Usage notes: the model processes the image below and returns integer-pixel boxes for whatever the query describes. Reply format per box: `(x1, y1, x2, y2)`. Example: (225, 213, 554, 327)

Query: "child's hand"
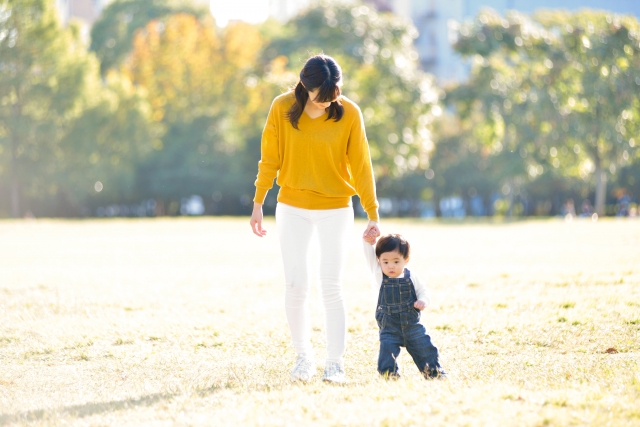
(363, 235, 376, 245)
(362, 221, 380, 245)
(363, 227, 378, 245)
(414, 300, 427, 311)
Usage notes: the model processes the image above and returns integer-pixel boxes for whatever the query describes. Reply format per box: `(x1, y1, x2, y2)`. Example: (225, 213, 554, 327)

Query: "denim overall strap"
(377, 268, 417, 315)
(381, 268, 411, 281)
(377, 268, 412, 306)
(405, 268, 418, 301)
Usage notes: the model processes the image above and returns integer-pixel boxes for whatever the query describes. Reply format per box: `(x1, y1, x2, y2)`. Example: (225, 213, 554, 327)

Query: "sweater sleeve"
(412, 273, 431, 307)
(362, 239, 378, 274)
(363, 240, 383, 301)
(254, 99, 281, 204)
(347, 107, 379, 222)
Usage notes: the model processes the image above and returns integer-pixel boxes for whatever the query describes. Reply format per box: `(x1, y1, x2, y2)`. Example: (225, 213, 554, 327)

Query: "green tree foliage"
(451, 8, 640, 215)
(0, 0, 95, 217)
(90, 0, 207, 75)
(6, 0, 639, 218)
(0, 0, 156, 217)
(123, 14, 267, 212)
(262, 1, 442, 192)
(59, 72, 156, 209)
(426, 113, 500, 214)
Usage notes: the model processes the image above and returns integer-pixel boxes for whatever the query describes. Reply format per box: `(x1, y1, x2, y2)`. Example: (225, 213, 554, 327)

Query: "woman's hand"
(250, 202, 267, 237)
(362, 220, 380, 243)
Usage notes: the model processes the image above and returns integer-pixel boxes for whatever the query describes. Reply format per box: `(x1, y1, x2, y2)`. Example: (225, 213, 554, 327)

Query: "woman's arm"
(250, 202, 267, 237)
(347, 106, 379, 223)
(251, 99, 281, 237)
(253, 99, 281, 206)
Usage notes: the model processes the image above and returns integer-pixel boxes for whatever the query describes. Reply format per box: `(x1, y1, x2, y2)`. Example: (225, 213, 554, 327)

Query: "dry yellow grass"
(1, 217, 639, 426)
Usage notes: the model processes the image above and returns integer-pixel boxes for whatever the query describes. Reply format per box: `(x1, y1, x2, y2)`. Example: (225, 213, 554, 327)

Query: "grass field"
(1, 217, 639, 426)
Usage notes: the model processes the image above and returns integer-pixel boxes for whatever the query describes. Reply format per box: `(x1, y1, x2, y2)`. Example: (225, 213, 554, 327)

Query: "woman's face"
(307, 88, 338, 110)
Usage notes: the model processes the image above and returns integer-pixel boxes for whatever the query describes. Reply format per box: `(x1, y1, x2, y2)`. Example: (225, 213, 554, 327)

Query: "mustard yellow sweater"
(254, 92, 379, 221)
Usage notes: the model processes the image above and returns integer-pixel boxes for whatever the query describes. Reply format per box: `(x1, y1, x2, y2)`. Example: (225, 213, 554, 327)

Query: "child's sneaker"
(380, 371, 401, 380)
(291, 355, 315, 382)
(424, 367, 447, 380)
(322, 361, 346, 383)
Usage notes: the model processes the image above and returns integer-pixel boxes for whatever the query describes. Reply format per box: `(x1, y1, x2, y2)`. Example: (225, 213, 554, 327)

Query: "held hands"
(363, 233, 376, 245)
(249, 202, 267, 237)
(414, 300, 427, 311)
(362, 220, 380, 245)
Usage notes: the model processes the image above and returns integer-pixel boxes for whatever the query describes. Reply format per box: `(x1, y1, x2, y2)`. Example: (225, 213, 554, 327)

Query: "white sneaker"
(291, 355, 315, 382)
(322, 361, 346, 383)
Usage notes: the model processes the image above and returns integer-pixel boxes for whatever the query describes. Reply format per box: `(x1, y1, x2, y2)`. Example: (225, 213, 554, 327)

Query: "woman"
(250, 54, 380, 383)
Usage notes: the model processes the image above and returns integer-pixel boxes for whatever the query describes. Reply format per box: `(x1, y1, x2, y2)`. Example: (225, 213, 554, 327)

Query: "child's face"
(377, 250, 408, 278)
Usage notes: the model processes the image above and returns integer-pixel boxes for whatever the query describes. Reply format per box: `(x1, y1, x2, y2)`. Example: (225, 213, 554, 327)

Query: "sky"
(210, 0, 270, 27)
(208, 0, 640, 28)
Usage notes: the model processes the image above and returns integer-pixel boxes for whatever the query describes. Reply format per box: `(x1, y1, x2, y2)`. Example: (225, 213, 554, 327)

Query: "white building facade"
(55, 0, 110, 26)
(269, 0, 313, 22)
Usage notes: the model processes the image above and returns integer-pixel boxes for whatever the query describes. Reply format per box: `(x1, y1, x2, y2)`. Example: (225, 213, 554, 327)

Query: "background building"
(56, 0, 110, 26)
(269, 0, 313, 22)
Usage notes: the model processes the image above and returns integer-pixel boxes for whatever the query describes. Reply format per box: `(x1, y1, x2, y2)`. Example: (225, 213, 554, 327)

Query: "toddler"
(363, 232, 445, 379)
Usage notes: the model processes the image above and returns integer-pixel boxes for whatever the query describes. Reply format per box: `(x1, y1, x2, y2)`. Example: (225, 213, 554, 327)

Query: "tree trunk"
(10, 102, 20, 218)
(10, 177, 20, 218)
(506, 178, 514, 218)
(594, 167, 606, 217)
(592, 104, 605, 217)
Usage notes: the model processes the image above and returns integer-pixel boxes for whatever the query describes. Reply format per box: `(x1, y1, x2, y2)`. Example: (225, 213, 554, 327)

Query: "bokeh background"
(1, 0, 639, 219)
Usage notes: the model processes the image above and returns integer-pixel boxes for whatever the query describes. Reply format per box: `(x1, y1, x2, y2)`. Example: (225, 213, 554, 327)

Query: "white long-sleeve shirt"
(362, 241, 431, 307)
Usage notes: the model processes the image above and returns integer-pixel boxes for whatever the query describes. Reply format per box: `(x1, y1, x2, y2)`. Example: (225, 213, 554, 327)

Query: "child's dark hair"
(287, 54, 344, 129)
(375, 234, 410, 260)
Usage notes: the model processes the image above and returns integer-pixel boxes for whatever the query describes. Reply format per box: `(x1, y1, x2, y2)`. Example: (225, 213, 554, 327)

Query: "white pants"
(275, 202, 354, 363)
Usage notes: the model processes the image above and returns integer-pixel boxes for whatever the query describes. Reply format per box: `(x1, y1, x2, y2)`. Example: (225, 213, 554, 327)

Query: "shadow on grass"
(0, 380, 260, 425)
(0, 392, 174, 425)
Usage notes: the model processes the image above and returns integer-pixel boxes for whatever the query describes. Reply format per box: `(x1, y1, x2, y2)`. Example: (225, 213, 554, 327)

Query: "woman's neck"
(304, 100, 327, 119)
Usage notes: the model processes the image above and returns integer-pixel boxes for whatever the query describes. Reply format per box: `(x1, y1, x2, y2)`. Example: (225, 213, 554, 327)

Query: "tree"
(426, 112, 504, 216)
(453, 9, 640, 215)
(59, 71, 157, 211)
(90, 0, 207, 75)
(123, 14, 266, 211)
(0, 0, 95, 217)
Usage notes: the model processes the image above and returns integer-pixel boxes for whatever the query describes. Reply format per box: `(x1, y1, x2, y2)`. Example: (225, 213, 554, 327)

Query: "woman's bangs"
(315, 81, 340, 103)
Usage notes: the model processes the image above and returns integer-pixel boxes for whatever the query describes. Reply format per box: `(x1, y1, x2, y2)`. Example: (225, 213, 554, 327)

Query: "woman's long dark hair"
(287, 54, 344, 129)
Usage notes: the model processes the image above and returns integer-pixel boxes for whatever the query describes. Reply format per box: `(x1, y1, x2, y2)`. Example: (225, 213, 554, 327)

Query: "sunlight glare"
(210, 0, 270, 27)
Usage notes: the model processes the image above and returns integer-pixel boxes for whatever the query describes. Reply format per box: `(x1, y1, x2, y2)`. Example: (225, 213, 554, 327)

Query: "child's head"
(375, 234, 410, 278)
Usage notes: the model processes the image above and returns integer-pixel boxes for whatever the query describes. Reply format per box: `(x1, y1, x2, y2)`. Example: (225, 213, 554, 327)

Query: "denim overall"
(375, 268, 442, 378)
